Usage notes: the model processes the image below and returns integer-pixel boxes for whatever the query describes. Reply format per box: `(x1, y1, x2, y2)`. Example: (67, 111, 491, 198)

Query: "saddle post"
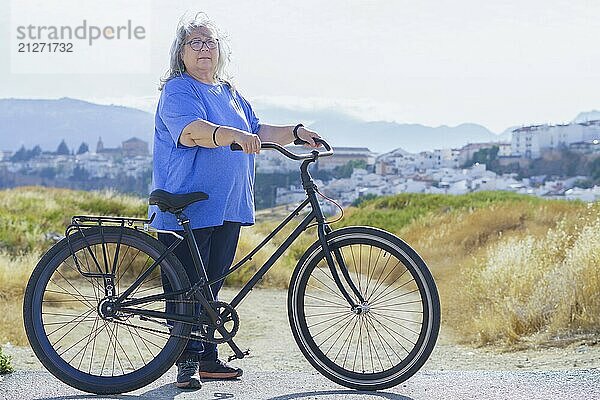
(175, 211, 215, 302)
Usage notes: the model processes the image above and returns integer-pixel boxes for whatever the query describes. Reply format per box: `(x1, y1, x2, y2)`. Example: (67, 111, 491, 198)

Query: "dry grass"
(445, 203, 600, 347)
(0, 251, 40, 345)
(337, 193, 599, 347)
(0, 186, 146, 254)
(1, 187, 598, 350)
(229, 213, 319, 288)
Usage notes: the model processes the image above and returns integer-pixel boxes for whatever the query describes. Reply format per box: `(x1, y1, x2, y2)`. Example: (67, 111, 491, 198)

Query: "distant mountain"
(497, 126, 519, 142)
(573, 110, 600, 123)
(254, 104, 502, 153)
(0, 98, 154, 152)
(0, 97, 548, 154)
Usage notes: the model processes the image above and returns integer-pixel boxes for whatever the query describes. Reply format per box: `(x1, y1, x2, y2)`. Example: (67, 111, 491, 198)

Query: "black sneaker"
(198, 359, 243, 380)
(175, 357, 202, 389)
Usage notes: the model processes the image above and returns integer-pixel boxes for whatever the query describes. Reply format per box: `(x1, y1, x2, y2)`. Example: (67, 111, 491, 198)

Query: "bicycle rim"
(24, 227, 192, 393)
(289, 228, 439, 390)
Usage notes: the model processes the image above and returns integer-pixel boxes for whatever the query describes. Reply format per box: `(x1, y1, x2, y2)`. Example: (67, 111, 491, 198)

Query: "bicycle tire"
(23, 226, 193, 394)
(288, 226, 440, 391)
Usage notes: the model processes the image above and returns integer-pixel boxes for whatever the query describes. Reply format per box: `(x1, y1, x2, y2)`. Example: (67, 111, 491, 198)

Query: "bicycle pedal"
(227, 349, 250, 362)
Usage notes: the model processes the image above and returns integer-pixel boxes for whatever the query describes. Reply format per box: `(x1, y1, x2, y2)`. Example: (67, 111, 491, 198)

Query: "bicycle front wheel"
(23, 226, 193, 394)
(288, 226, 440, 391)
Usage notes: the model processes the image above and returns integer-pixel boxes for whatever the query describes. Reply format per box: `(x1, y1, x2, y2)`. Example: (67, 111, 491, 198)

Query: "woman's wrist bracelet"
(212, 125, 221, 146)
(293, 123, 304, 140)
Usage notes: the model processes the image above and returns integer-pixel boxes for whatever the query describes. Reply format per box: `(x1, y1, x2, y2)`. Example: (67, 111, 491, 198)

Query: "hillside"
(0, 187, 598, 349)
(0, 98, 154, 152)
(2, 98, 598, 154)
(0, 97, 503, 154)
(256, 103, 502, 152)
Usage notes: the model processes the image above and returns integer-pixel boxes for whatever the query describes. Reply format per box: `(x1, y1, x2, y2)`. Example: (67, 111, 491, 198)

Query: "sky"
(1, 0, 598, 133)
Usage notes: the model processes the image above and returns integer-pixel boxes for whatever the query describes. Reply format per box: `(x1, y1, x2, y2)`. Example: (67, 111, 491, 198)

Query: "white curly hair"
(159, 12, 235, 93)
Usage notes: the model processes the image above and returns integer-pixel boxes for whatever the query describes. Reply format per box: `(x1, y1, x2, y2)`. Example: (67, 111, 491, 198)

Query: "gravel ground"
(3, 288, 600, 399)
(6, 288, 600, 372)
(1, 369, 599, 399)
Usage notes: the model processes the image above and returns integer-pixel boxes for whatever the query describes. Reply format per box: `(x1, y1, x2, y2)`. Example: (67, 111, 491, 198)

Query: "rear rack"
(70, 213, 155, 228)
(65, 213, 156, 280)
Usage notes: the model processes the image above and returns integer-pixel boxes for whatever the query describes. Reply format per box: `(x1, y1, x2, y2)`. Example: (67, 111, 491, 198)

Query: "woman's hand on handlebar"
(296, 126, 322, 148)
(233, 131, 262, 154)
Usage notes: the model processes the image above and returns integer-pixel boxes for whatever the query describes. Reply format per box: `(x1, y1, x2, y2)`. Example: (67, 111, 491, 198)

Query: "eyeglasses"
(185, 38, 219, 51)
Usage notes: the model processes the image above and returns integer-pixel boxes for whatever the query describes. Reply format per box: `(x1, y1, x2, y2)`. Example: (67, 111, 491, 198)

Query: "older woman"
(149, 13, 322, 389)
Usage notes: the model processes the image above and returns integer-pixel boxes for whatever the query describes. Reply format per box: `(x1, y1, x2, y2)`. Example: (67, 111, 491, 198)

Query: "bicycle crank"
(198, 300, 239, 344)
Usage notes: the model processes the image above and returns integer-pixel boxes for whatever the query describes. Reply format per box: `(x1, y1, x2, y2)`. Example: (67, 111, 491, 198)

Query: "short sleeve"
(236, 92, 261, 134)
(158, 89, 208, 147)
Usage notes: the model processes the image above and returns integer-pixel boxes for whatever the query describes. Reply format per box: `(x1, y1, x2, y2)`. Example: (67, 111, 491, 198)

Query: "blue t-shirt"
(148, 72, 261, 230)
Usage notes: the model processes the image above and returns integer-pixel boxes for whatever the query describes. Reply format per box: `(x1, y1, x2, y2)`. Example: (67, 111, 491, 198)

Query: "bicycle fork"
(318, 224, 366, 311)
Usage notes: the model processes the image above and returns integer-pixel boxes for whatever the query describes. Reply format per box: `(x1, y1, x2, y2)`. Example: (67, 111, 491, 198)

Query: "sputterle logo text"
(16, 19, 146, 46)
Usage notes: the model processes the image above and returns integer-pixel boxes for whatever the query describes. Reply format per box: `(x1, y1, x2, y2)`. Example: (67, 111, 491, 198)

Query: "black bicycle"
(23, 138, 440, 394)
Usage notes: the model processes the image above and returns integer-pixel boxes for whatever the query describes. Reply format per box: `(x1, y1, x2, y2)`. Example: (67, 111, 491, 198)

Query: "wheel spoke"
(364, 246, 383, 299)
(332, 316, 358, 364)
(124, 324, 147, 366)
(370, 311, 421, 336)
(76, 315, 99, 370)
(305, 310, 349, 318)
(307, 312, 352, 329)
(313, 313, 354, 342)
(52, 268, 98, 308)
(57, 316, 109, 358)
(307, 280, 346, 303)
(324, 315, 356, 357)
(304, 293, 348, 308)
(46, 308, 96, 341)
(367, 251, 394, 298)
(370, 287, 420, 307)
(365, 313, 399, 367)
(368, 267, 410, 304)
(370, 279, 417, 305)
(369, 313, 415, 351)
(73, 249, 104, 299)
(45, 278, 95, 310)
(342, 317, 359, 370)
(363, 314, 381, 372)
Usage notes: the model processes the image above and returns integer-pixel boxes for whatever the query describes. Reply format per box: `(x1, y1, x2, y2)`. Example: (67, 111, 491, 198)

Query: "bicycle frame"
(116, 162, 364, 315)
(68, 140, 366, 359)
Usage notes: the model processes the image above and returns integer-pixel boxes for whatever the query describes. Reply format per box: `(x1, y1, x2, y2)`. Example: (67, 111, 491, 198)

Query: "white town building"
(512, 120, 600, 159)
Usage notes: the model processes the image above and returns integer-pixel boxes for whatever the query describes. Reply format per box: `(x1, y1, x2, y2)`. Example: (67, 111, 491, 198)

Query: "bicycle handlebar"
(230, 137, 333, 160)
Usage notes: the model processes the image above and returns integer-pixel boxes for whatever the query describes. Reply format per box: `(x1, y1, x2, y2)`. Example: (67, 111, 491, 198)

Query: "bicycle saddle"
(149, 189, 209, 214)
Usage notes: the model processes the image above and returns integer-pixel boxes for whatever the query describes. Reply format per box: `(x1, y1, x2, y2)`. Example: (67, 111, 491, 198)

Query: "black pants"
(159, 221, 241, 361)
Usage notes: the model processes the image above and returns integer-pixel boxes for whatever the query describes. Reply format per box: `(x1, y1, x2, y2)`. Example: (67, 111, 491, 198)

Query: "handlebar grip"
(295, 137, 330, 148)
(230, 137, 331, 152)
(315, 138, 329, 148)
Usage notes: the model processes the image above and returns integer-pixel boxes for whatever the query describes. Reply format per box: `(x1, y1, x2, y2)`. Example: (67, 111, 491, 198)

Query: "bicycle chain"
(111, 318, 218, 343)
(110, 299, 239, 344)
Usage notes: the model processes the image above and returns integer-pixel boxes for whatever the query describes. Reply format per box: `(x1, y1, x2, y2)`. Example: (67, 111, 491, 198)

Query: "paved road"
(1, 369, 599, 400)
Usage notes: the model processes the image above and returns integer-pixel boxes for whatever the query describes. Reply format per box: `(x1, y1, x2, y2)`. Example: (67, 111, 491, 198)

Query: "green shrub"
(0, 346, 14, 374)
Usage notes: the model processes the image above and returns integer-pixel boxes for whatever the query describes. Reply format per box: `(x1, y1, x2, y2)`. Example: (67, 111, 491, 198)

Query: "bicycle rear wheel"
(288, 226, 440, 390)
(23, 226, 193, 394)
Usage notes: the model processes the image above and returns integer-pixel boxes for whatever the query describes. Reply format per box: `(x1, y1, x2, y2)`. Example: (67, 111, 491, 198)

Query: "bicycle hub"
(97, 297, 118, 319)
